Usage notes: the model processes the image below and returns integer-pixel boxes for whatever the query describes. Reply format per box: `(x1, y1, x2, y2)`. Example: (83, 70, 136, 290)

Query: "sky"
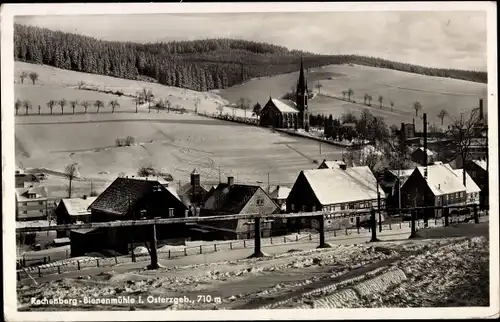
(16, 11, 487, 71)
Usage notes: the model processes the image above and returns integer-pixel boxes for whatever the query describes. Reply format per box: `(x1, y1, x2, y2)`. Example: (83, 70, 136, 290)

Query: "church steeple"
(296, 56, 310, 131)
(297, 56, 307, 92)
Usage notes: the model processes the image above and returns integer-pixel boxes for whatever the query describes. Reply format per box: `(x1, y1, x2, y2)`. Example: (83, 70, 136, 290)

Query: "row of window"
(289, 200, 382, 212)
(18, 201, 46, 206)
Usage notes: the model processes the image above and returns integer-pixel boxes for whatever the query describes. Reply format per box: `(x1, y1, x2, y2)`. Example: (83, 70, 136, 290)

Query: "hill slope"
(217, 63, 488, 129)
(14, 23, 487, 95)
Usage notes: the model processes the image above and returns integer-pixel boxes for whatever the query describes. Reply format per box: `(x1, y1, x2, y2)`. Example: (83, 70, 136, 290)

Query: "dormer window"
(27, 193, 36, 199)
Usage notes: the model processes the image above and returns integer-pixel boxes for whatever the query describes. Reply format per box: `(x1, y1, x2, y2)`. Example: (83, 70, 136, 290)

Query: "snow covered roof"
(301, 166, 384, 206)
(473, 160, 487, 171)
(270, 98, 299, 113)
(319, 160, 346, 169)
(270, 186, 292, 200)
(408, 163, 466, 196)
(15, 185, 48, 201)
(388, 169, 414, 179)
(413, 147, 435, 156)
(61, 197, 97, 216)
(451, 169, 481, 194)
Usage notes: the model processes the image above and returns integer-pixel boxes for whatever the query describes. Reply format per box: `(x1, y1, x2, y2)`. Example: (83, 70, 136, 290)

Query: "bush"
(115, 138, 126, 147)
(125, 136, 136, 146)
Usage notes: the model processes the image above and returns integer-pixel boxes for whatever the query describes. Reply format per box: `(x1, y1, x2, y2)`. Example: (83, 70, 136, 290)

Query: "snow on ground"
(17, 221, 489, 311)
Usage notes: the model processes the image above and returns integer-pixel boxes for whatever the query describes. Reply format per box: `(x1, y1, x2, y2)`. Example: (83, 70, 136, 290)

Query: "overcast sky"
(16, 11, 487, 71)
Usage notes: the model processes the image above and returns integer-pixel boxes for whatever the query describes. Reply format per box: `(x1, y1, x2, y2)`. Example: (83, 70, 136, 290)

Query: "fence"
(16, 211, 487, 281)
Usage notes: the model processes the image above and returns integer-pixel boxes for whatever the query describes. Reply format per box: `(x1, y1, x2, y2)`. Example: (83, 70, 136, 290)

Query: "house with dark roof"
(411, 147, 437, 165)
(15, 173, 40, 188)
(54, 195, 97, 237)
(175, 169, 215, 215)
(379, 168, 415, 209)
(259, 97, 299, 129)
(463, 159, 488, 207)
(317, 159, 347, 170)
(286, 166, 386, 230)
(197, 176, 280, 240)
(400, 162, 467, 217)
(82, 177, 189, 254)
(15, 185, 50, 221)
(269, 185, 292, 212)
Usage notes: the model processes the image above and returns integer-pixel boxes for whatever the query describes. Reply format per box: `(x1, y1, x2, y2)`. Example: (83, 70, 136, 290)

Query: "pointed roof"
(268, 98, 299, 113)
(191, 168, 199, 175)
(297, 56, 307, 90)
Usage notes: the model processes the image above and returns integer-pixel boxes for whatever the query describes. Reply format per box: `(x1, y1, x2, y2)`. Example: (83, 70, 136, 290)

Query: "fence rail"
(16, 213, 487, 281)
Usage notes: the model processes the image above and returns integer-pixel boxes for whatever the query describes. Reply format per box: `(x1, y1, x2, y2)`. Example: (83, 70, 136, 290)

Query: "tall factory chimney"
(423, 113, 428, 167)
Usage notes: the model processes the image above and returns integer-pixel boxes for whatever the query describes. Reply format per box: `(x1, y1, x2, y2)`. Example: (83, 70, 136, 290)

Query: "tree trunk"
(135, 102, 138, 113)
(68, 177, 72, 198)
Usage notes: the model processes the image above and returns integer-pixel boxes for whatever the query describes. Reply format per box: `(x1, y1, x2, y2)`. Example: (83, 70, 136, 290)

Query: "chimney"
(479, 98, 484, 120)
(227, 176, 234, 187)
(82, 195, 87, 200)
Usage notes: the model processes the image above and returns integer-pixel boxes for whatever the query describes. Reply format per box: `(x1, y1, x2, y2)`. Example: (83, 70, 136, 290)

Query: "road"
(18, 226, 422, 285)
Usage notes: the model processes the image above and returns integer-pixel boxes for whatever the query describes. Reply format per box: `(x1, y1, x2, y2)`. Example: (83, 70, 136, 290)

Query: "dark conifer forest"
(14, 24, 487, 91)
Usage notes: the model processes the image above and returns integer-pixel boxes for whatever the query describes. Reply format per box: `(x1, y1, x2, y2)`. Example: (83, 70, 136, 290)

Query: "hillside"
(15, 23, 487, 95)
(14, 62, 345, 192)
(217, 63, 488, 129)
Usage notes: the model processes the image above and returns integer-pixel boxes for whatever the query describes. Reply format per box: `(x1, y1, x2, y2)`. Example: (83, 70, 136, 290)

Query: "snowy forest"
(14, 24, 487, 91)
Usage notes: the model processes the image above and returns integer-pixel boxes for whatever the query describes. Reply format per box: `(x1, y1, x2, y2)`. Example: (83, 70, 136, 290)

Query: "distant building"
(54, 195, 97, 237)
(450, 168, 481, 205)
(15, 185, 50, 221)
(379, 169, 415, 209)
(259, 57, 309, 130)
(15, 173, 41, 188)
(411, 147, 436, 165)
(198, 176, 280, 240)
(269, 185, 292, 212)
(401, 162, 467, 217)
(317, 159, 347, 170)
(400, 122, 416, 139)
(259, 98, 299, 129)
(286, 166, 386, 230)
(76, 177, 189, 255)
(176, 169, 214, 215)
(463, 159, 488, 207)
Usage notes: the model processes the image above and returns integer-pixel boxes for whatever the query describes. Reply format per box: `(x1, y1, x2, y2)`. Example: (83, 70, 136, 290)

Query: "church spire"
(297, 56, 307, 90)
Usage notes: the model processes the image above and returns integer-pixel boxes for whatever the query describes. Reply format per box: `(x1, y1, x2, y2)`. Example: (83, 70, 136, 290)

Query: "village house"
(269, 185, 292, 213)
(450, 168, 481, 205)
(196, 176, 280, 240)
(54, 195, 97, 238)
(15, 185, 50, 221)
(70, 177, 189, 256)
(286, 166, 386, 230)
(411, 147, 437, 166)
(400, 162, 467, 218)
(317, 159, 347, 170)
(175, 169, 216, 216)
(259, 58, 310, 130)
(378, 168, 415, 209)
(15, 172, 41, 188)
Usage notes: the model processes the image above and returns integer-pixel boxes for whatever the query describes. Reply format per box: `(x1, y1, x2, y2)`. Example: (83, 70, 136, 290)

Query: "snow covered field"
(17, 222, 489, 311)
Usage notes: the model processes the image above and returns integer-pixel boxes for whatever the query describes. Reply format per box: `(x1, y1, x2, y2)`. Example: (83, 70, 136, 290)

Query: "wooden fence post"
(230, 242, 233, 250)
(77, 261, 80, 270)
(244, 240, 246, 248)
(409, 209, 417, 239)
(444, 207, 449, 227)
(147, 224, 159, 270)
(214, 244, 217, 252)
(168, 250, 171, 259)
(248, 217, 265, 258)
(317, 215, 331, 248)
(200, 245, 203, 254)
(58, 266, 61, 274)
(96, 259, 100, 267)
(38, 267, 41, 277)
(184, 247, 187, 256)
(370, 209, 379, 242)
(115, 256, 118, 264)
(474, 204, 479, 224)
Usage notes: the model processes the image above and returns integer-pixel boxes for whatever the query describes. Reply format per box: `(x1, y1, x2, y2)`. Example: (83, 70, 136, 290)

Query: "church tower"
(296, 57, 310, 130)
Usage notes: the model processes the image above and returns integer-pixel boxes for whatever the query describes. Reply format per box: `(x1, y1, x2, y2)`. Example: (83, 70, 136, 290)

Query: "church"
(259, 58, 310, 131)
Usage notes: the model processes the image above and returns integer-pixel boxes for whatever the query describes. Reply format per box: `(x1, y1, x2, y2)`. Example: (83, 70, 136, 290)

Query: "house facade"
(269, 185, 292, 213)
(81, 177, 189, 254)
(198, 176, 280, 240)
(15, 185, 50, 221)
(463, 159, 488, 207)
(451, 169, 481, 205)
(286, 166, 386, 230)
(54, 195, 97, 237)
(400, 163, 467, 217)
(317, 159, 347, 170)
(411, 147, 436, 166)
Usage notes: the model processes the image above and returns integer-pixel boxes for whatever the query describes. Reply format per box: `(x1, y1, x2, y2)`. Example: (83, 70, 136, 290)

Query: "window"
(256, 198, 264, 206)
(341, 204, 345, 210)
(349, 217, 355, 224)
(39, 201, 44, 205)
(291, 204, 295, 211)
(168, 208, 174, 217)
(23, 210, 27, 214)
(312, 206, 316, 212)
(302, 205, 307, 212)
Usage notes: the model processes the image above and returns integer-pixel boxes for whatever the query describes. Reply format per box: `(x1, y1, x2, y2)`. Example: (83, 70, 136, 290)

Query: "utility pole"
(423, 113, 429, 227)
(267, 173, 270, 194)
(218, 165, 221, 184)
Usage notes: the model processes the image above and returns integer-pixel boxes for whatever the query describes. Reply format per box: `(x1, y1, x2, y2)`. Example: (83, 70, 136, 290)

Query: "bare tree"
(237, 97, 251, 119)
(378, 95, 384, 109)
(364, 93, 369, 105)
(142, 88, 154, 113)
(437, 109, 448, 125)
(64, 163, 79, 198)
(315, 82, 323, 94)
(37, 105, 41, 115)
(19, 72, 28, 84)
(70, 100, 78, 115)
(446, 110, 483, 186)
(341, 91, 347, 100)
(94, 100, 104, 114)
(413, 101, 422, 117)
(23, 100, 32, 115)
(367, 95, 373, 106)
(77, 81, 85, 90)
(347, 88, 354, 102)
(109, 99, 120, 113)
(390, 101, 394, 111)
(29, 72, 39, 85)
(58, 99, 67, 115)
(252, 102, 262, 120)
(15, 99, 22, 115)
(46, 100, 56, 115)
(81, 100, 90, 114)
(216, 102, 224, 116)
(193, 97, 201, 114)
(165, 98, 172, 113)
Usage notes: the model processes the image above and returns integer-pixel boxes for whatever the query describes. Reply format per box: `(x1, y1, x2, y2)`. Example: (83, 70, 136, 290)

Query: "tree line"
(15, 24, 487, 94)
